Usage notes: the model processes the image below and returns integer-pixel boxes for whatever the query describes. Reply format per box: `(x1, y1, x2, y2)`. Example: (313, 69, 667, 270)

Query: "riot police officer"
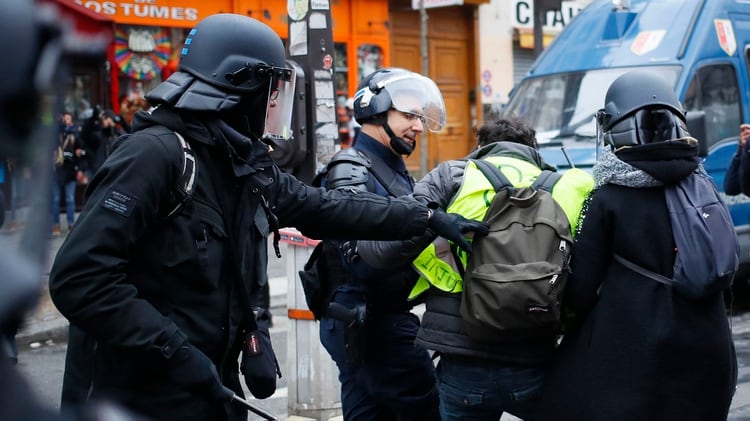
(49, 14, 487, 421)
(313, 68, 445, 420)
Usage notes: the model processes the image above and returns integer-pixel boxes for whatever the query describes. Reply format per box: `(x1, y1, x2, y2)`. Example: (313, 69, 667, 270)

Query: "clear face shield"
(262, 65, 296, 141)
(382, 74, 446, 133)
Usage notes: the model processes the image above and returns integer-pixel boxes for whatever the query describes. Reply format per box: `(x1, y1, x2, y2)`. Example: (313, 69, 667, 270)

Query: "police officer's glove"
(427, 208, 489, 253)
(167, 343, 233, 403)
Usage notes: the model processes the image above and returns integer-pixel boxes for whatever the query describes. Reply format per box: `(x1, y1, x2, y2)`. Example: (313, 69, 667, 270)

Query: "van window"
(683, 64, 741, 146)
(504, 66, 680, 142)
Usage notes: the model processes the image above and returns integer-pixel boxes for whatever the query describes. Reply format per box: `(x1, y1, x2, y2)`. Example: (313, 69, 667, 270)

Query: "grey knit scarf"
(592, 147, 662, 188)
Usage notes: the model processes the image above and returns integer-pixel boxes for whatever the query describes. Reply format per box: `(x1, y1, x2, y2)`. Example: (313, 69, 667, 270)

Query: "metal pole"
(420, 0, 429, 176)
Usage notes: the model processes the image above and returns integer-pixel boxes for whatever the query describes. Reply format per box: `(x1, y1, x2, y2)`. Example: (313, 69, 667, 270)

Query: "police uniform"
(318, 133, 440, 421)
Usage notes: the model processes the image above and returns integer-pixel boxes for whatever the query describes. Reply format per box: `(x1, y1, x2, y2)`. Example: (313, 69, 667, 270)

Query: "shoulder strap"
(613, 253, 674, 286)
(472, 158, 512, 192)
(364, 150, 412, 197)
(532, 170, 562, 193)
(164, 132, 197, 218)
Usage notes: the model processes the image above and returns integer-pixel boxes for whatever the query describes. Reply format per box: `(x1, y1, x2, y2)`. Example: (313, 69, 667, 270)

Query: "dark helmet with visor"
(146, 14, 296, 140)
(596, 70, 689, 149)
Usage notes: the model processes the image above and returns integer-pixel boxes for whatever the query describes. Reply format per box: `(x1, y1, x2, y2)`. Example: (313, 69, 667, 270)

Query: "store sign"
(411, 0, 463, 10)
(72, 0, 231, 26)
(513, 0, 586, 32)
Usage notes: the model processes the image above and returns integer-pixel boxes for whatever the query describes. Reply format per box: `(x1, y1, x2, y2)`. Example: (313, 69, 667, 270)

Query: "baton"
(231, 393, 278, 420)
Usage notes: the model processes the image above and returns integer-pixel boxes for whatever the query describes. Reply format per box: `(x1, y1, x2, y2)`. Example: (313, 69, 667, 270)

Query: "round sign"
(482, 70, 492, 82)
(482, 84, 492, 97)
(323, 54, 333, 70)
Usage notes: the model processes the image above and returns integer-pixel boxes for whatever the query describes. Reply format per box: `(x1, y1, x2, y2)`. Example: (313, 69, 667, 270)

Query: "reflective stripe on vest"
(408, 157, 593, 300)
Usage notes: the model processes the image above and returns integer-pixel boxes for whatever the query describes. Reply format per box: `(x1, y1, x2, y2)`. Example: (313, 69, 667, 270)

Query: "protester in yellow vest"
(356, 117, 594, 420)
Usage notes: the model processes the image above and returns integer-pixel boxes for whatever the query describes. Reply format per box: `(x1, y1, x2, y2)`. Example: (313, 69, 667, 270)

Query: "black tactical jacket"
(49, 107, 432, 420)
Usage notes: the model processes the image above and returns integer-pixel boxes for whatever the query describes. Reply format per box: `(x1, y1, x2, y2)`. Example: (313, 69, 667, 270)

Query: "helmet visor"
(382, 74, 446, 132)
(263, 66, 296, 141)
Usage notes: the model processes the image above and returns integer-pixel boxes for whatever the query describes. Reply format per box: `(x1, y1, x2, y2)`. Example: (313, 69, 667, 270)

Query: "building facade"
(50, 0, 580, 175)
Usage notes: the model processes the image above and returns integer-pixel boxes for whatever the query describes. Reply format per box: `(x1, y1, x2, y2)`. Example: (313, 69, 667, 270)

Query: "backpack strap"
(472, 158, 512, 192)
(164, 131, 197, 218)
(613, 253, 673, 286)
(531, 170, 562, 193)
(360, 149, 412, 197)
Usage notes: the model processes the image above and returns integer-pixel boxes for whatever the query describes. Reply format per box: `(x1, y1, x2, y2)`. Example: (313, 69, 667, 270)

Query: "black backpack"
(459, 159, 572, 340)
(614, 172, 739, 299)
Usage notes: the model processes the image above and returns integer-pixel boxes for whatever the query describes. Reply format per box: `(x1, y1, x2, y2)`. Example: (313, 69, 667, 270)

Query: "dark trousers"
(319, 286, 439, 421)
(436, 355, 545, 420)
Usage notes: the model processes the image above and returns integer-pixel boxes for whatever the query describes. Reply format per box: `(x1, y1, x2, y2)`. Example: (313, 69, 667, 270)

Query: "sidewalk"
(15, 276, 289, 348)
(11, 222, 294, 348)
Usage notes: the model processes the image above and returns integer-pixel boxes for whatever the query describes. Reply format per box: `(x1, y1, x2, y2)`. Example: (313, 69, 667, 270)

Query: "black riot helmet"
(353, 68, 446, 155)
(596, 70, 689, 149)
(146, 14, 296, 140)
(178, 14, 289, 93)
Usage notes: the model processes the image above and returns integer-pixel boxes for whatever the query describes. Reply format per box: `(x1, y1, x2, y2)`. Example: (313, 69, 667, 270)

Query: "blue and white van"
(503, 0, 750, 275)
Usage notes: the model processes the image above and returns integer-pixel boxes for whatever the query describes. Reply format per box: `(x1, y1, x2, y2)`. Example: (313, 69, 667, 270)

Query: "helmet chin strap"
(382, 121, 414, 156)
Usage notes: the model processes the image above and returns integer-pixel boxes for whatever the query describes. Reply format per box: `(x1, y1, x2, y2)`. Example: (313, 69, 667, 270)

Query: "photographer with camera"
(80, 107, 129, 178)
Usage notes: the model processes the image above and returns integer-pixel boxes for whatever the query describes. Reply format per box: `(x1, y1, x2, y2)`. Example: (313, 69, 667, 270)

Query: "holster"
(327, 301, 368, 364)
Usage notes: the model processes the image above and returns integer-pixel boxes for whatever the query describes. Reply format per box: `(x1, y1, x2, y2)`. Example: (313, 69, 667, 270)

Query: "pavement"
(15, 275, 289, 348)
(8, 216, 295, 348)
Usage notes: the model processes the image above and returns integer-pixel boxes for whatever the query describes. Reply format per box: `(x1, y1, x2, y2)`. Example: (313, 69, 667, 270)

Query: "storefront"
(41, 0, 113, 123)
(64, 0, 486, 173)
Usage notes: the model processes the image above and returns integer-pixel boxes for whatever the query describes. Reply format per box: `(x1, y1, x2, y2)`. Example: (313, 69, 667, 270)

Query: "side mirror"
(685, 111, 708, 157)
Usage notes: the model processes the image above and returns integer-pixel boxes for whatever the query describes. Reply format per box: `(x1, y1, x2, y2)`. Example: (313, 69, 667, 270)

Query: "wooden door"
(391, 5, 476, 176)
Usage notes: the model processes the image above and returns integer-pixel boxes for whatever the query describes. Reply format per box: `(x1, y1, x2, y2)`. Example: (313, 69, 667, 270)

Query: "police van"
(503, 0, 750, 276)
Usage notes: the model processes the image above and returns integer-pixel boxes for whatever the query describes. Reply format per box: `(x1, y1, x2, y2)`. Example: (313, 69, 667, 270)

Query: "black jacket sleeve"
(49, 130, 186, 357)
(271, 169, 431, 240)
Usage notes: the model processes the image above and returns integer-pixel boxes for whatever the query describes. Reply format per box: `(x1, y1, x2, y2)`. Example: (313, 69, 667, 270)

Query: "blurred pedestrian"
(0, 0, 131, 420)
(52, 116, 85, 235)
(80, 108, 128, 178)
(724, 123, 750, 196)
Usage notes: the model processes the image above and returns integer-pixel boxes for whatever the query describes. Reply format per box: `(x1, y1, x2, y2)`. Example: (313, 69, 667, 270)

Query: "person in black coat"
(535, 71, 737, 420)
(80, 108, 128, 178)
(48, 13, 487, 421)
(724, 123, 750, 196)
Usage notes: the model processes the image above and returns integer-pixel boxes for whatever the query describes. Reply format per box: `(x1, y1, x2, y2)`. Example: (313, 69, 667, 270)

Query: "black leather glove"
(427, 209, 489, 253)
(167, 343, 233, 403)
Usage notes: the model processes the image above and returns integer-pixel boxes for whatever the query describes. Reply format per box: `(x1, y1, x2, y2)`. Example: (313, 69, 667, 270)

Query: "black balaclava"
(223, 91, 269, 143)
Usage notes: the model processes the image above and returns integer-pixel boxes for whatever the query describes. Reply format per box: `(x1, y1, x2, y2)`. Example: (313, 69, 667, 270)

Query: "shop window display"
(115, 25, 188, 124)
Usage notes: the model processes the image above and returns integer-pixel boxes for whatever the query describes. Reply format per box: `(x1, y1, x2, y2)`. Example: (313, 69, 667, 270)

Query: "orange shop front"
(71, 0, 391, 133)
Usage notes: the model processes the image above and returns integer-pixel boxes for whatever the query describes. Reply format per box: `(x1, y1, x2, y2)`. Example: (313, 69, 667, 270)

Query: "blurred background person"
(724, 123, 750, 196)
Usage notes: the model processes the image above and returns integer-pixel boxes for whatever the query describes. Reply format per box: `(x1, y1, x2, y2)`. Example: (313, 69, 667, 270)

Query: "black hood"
(132, 107, 215, 146)
(615, 140, 699, 185)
